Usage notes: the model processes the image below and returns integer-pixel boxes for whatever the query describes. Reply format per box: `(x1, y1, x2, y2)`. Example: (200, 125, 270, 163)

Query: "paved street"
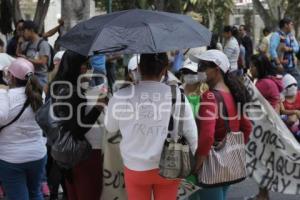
(228, 178, 300, 200)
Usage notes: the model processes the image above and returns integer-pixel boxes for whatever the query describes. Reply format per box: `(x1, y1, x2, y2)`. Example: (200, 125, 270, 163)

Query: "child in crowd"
(280, 74, 300, 142)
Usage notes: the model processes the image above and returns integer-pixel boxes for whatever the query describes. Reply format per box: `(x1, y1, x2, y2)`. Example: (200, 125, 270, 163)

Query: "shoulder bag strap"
(178, 88, 185, 137)
(168, 85, 177, 138)
(0, 99, 30, 132)
(36, 39, 44, 52)
(212, 90, 231, 133)
(24, 42, 32, 55)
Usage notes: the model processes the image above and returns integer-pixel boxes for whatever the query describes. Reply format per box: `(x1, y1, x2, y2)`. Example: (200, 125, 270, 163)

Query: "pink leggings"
(124, 167, 180, 200)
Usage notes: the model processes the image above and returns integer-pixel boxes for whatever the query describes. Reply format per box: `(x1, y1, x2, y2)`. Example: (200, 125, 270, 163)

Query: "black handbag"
(35, 88, 92, 169)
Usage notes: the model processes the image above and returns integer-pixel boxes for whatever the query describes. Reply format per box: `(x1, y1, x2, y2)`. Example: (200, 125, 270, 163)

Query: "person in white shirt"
(0, 58, 46, 200)
(259, 27, 272, 58)
(223, 25, 240, 73)
(105, 53, 198, 200)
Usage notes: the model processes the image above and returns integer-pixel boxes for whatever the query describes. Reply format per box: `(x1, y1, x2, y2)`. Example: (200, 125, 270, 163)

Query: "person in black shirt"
(239, 25, 253, 70)
(6, 20, 24, 57)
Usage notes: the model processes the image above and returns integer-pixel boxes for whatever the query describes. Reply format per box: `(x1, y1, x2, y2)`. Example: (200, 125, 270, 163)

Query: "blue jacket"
(269, 31, 299, 68)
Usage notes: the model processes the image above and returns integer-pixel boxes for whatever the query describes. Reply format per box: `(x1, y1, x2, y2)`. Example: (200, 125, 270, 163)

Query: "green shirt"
(187, 95, 200, 117)
(186, 95, 200, 184)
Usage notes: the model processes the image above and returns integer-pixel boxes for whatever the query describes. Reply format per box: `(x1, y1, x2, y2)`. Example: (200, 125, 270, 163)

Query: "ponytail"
(223, 73, 251, 111)
(25, 75, 43, 112)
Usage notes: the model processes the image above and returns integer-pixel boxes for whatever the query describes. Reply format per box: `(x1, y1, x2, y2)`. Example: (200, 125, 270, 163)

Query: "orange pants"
(124, 167, 180, 200)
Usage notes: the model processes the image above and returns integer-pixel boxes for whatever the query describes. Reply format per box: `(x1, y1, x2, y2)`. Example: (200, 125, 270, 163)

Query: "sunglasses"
(286, 83, 297, 89)
(197, 62, 216, 72)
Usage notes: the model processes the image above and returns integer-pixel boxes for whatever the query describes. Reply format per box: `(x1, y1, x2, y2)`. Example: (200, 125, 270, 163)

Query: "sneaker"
(0, 185, 4, 198)
(41, 182, 50, 197)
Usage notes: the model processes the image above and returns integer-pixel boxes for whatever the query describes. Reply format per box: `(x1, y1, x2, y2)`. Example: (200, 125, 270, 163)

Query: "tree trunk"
(252, 0, 277, 29)
(33, 0, 51, 34)
(208, 11, 215, 31)
(12, 0, 22, 26)
(165, 0, 182, 13)
(154, 0, 164, 11)
(62, 0, 91, 31)
(0, 0, 13, 34)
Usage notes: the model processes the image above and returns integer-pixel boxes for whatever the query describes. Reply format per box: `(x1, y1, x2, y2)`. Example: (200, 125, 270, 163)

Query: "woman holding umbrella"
(48, 50, 107, 200)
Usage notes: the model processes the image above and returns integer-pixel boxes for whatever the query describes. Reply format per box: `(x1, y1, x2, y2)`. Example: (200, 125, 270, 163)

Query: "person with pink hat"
(0, 58, 46, 200)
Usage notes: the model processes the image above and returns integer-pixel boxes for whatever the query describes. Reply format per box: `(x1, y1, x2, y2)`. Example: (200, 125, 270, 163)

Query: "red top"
(283, 91, 300, 110)
(255, 76, 283, 110)
(196, 90, 252, 156)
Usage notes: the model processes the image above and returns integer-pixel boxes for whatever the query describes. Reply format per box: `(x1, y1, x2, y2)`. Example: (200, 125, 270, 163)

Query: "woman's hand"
(294, 110, 300, 119)
(95, 96, 109, 111)
(193, 155, 206, 174)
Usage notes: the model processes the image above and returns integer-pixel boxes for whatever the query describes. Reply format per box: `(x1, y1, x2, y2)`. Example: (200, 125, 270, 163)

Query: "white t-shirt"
(0, 87, 47, 163)
(104, 81, 198, 171)
(224, 37, 240, 72)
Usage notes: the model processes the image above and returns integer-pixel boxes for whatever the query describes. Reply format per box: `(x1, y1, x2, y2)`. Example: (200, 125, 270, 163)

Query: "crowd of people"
(0, 15, 299, 200)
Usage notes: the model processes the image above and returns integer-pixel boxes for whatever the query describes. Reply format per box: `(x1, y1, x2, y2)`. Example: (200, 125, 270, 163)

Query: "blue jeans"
(189, 185, 230, 200)
(0, 156, 47, 200)
(35, 72, 48, 89)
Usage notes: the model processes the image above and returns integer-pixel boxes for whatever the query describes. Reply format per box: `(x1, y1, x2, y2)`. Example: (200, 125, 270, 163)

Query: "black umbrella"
(58, 9, 212, 56)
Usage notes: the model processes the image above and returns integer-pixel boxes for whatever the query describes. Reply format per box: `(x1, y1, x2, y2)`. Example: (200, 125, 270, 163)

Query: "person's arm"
(269, 32, 281, 62)
(16, 38, 25, 57)
(280, 101, 300, 117)
(196, 91, 217, 156)
(0, 88, 10, 126)
(182, 95, 198, 154)
(259, 37, 268, 53)
(53, 87, 103, 139)
(291, 35, 299, 53)
(104, 96, 120, 133)
(43, 19, 64, 38)
(27, 56, 48, 67)
(27, 41, 50, 70)
(194, 91, 217, 173)
(43, 25, 61, 38)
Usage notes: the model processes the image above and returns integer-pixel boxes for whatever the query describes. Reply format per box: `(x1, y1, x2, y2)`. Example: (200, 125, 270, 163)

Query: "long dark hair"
(204, 60, 251, 108)
(52, 50, 87, 85)
(139, 53, 169, 77)
(50, 50, 87, 95)
(250, 54, 276, 79)
(16, 75, 43, 112)
(223, 72, 251, 109)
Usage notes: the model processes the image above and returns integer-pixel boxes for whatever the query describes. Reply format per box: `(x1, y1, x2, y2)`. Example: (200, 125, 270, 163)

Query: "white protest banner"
(101, 131, 127, 200)
(244, 77, 300, 194)
(100, 130, 200, 200)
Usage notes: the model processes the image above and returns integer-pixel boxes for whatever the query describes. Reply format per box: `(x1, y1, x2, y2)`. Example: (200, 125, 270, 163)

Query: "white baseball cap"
(189, 49, 230, 73)
(0, 53, 16, 71)
(128, 55, 140, 71)
(181, 58, 198, 73)
(283, 73, 297, 88)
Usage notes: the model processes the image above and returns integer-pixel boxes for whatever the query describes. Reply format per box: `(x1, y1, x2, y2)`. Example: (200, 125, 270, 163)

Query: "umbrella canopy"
(58, 9, 211, 56)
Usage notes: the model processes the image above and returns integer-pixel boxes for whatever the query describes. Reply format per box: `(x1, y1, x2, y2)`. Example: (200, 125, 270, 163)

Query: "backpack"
(24, 39, 55, 72)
